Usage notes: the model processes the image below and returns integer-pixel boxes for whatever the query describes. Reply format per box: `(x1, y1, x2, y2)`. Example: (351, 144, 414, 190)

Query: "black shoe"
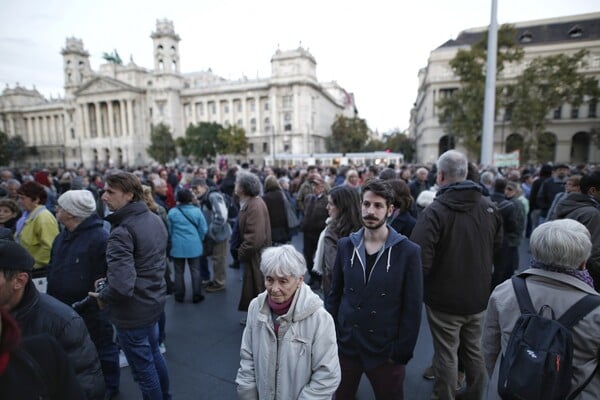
(192, 295, 205, 303)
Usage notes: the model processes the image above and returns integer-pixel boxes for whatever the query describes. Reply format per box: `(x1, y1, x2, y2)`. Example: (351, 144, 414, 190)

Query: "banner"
(493, 150, 520, 167)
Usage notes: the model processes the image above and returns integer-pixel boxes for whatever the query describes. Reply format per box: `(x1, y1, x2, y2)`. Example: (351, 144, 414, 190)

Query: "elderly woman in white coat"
(483, 219, 600, 400)
(236, 245, 341, 399)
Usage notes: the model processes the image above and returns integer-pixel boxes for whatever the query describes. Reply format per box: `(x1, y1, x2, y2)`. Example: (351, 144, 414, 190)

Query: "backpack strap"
(558, 294, 600, 329)
(511, 276, 536, 314)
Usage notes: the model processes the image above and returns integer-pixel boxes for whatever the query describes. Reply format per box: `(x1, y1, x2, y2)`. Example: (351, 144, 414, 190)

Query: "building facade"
(410, 12, 600, 165)
(0, 19, 356, 169)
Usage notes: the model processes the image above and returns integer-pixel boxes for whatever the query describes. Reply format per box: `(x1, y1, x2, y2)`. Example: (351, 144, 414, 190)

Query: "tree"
(507, 50, 599, 162)
(146, 123, 176, 164)
(0, 132, 28, 166)
(327, 115, 370, 153)
(436, 25, 524, 160)
(184, 122, 223, 163)
(216, 125, 248, 156)
(384, 130, 416, 163)
(362, 139, 385, 152)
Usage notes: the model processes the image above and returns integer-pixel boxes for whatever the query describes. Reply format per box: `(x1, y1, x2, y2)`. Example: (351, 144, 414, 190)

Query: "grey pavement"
(117, 235, 532, 399)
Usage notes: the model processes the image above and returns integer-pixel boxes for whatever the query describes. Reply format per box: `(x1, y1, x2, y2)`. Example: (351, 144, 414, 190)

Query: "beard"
(362, 215, 387, 230)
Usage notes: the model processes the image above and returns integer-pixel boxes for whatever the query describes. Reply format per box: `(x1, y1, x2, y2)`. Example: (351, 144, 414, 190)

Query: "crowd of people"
(0, 154, 599, 399)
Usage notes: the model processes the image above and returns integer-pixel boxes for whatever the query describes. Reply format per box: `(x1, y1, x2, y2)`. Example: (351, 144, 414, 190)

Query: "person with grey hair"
(411, 149, 503, 399)
(235, 171, 271, 316)
(47, 190, 120, 399)
(483, 219, 600, 399)
(236, 245, 341, 399)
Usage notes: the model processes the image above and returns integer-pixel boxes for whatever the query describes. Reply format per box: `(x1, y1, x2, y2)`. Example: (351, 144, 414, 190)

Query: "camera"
(72, 279, 106, 313)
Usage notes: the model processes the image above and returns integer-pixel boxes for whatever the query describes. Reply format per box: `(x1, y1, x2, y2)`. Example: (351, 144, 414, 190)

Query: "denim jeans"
(173, 256, 202, 300)
(117, 322, 171, 400)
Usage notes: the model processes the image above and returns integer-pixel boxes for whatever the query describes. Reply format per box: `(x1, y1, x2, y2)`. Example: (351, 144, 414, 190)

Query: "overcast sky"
(1, 0, 597, 134)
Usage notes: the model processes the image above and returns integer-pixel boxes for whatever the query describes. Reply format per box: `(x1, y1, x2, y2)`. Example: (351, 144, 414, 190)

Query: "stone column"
(82, 104, 89, 138)
(107, 101, 114, 137)
(120, 100, 127, 136)
(127, 99, 134, 136)
(95, 102, 102, 139)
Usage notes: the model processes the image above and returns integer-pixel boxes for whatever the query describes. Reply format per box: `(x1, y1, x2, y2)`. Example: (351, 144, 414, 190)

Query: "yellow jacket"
(18, 205, 59, 269)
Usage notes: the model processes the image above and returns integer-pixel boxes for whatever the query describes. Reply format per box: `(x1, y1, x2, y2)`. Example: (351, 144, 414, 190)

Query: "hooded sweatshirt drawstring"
(386, 247, 392, 272)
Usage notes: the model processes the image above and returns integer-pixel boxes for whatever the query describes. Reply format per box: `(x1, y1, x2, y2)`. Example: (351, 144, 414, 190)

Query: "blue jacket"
(167, 204, 207, 258)
(47, 214, 108, 306)
(326, 227, 423, 370)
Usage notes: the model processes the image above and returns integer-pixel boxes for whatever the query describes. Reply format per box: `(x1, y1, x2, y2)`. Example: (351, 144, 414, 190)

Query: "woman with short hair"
(236, 245, 341, 399)
(483, 219, 600, 400)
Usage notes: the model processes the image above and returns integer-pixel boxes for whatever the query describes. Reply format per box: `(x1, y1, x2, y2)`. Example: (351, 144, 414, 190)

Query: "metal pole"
(481, 0, 498, 166)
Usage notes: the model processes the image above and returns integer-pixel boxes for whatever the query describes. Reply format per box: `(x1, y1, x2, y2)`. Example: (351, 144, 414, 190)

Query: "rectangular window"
(284, 112, 292, 132)
(262, 142, 268, 153)
(282, 95, 293, 109)
(553, 106, 562, 119)
(571, 106, 579, 119)
(589, 99, 597, 118)
(249, 143, 254, 153)
(247, 99, 255, 112)
(196, 102, 204, 116)
(235, 100, 242, 113)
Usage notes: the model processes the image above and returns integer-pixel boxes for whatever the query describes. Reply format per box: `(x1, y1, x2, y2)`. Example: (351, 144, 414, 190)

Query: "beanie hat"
(58, 190, 96, 219)
(0, 240, 34, 272)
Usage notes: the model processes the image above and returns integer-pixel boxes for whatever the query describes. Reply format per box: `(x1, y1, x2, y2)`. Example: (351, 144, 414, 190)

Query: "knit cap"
(58, 190, 96, 218)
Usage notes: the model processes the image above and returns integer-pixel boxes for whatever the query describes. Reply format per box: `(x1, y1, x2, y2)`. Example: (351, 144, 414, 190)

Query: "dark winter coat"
(410, 180, 503, 315)
(302, 194, 328, 237)
(554, 192, 600, 289)
(262, 188, 290, 244)
(537, 177, 566, 217)
(47, 214, 108, 306)
(100, 201, 168, 329)
(11, 280, 104, 400)
(326, 227, 423, 370)
(0, 334, 85, 400)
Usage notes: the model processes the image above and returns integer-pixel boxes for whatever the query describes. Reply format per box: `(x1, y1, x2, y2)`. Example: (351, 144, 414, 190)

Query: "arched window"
(438, 135, 455, 156)
(570, 131, 590, 163)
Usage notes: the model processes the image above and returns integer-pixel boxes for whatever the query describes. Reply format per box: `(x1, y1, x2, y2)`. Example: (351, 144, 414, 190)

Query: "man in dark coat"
(47, 190, 120, 399)
(0, 239, 105, 400)
(411, 150, 503, 400)
(326, 180, 423, 399)
(553, 171, 600, 290)
(94, 171, 171, 400)
(302, 176, 329, 287)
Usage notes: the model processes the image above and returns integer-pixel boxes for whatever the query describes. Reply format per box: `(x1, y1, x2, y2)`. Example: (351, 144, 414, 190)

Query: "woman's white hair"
(530, 219, 592, 269)
(260, 245, 307, 278)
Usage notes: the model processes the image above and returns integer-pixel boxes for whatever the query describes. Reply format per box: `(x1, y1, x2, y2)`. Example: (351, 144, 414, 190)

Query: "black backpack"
(498, 276, 600, 400)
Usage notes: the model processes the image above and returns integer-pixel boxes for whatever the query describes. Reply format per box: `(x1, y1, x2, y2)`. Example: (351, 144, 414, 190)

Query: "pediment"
(75, 77, 143, 96)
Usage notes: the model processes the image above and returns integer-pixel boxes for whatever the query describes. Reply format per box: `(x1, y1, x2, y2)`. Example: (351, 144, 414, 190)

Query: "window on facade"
(568, 25, 583, 38)
(237, 119, 243, 127)
(236, 100, 242, 112)
(571, 106, 579, 119)
(504, 106, 512, 121)
(264, 118, 270, 132)
(264, 101, 269, 111)
(70, 128, 75, 139)
(284, 113, 292, 131)
(248, 99, 255, 112)
(159, 60, 164, 71)
(439, 88, 457, 99)
(209, 102, 216, 114)
(263, 142, 268, 153)
(519, 31, 533, 43)
(589, 99, 597, 118)
(284, 144, 290, 152)
(171, 45, 176, 51)
(157, 101, 166, 116)
(250, 118, 257, 133)
(172, 60, 177, 71)
(249, 143, 254, 153)
(223, 102, 229, 114)
(72, 149, 77, 156)
(196, 102, 203, 116)
(158, 45, 163, 50)
(282, 95, 293, 109)
(553, 106, 562, 119)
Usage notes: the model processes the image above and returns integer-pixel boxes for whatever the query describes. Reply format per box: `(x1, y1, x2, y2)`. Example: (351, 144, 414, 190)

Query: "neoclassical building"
(0, 19, 356, 168)
(410, 12, 600, 165)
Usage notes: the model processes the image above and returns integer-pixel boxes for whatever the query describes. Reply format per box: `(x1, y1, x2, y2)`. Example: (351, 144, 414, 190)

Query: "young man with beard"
(326, 179, 423, 400)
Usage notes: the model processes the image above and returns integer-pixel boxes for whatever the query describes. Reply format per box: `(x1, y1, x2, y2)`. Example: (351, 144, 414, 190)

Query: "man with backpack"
(483, 219, 600, 400)
(191, 178, 232, 292)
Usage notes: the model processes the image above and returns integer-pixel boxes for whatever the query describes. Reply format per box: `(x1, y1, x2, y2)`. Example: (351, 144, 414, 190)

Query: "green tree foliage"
(217, 125, 248, 156)
(384, 130, 416, 162)
(184, 121, 223, 163)
(0, 132, 28, 166)
(327, 115, 370, 153)
(362, 139, 385, 152)
(146, 123, 177, 164)
(507, 50, 599, 162)
(436, 25, 524, 160)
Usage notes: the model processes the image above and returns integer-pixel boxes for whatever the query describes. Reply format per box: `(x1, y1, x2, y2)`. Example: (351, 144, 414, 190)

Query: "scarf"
(268, 294, 295, 335)
(530, 260, 595, 288)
